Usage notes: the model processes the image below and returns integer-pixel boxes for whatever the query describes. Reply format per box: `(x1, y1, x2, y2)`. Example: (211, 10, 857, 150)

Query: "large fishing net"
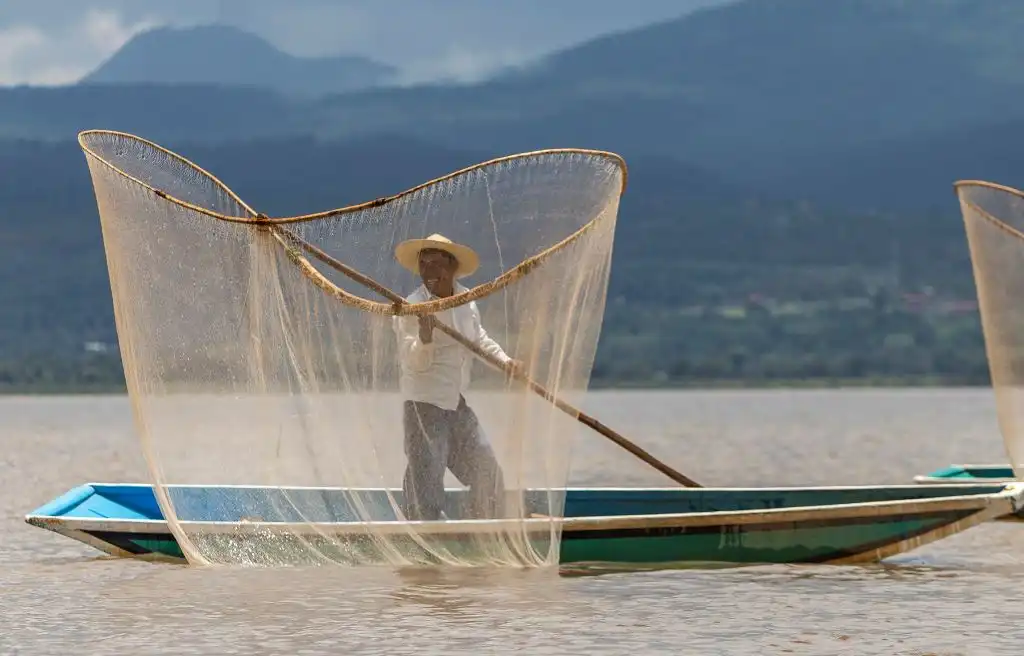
(956, 180, 1024, 479)
(79, 130, 627, 567)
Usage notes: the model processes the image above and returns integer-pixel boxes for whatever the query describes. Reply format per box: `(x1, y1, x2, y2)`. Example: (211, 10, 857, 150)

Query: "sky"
(0, 0, 732, 86)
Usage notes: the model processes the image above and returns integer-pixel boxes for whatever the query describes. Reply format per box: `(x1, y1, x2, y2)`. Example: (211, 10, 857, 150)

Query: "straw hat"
(395, 233, 480, 278)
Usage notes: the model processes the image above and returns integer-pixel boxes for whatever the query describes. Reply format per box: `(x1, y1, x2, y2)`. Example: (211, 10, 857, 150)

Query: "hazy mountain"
(307, 0, 1024, 180)
(760, 117, 1024, 212)
(82, 25, 397, 96)
(0, 84, 307, 143)
(3, 1, 1024, 211)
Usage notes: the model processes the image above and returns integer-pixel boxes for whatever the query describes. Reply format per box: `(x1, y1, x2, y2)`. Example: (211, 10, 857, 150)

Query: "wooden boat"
(24, 481, 1024, 569)
(915, 464, 1017, 485)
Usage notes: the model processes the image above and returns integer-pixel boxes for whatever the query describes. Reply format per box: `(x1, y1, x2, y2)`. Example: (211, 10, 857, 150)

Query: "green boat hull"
(70, 511, 976, 566)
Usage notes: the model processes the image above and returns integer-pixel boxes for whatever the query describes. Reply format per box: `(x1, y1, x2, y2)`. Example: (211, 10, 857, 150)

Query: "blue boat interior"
(27, 482, 1011, 524)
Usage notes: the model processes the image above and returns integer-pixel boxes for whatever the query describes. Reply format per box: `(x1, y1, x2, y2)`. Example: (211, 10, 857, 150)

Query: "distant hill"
(82, 25, 397, 97)
(759, 117, 1024, 212)
(0, 84, 308, 144)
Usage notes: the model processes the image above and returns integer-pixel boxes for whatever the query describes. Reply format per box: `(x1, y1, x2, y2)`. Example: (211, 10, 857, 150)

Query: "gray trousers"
(402, 396, 505, 521)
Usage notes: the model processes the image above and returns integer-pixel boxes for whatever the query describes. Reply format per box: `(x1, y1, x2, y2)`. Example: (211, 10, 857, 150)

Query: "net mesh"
(956, 181, 1024, 479)
(79, 130, 626, 568)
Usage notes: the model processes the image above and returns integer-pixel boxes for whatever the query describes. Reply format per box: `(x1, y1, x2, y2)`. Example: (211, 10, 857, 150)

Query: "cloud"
(393, 45, 537, 86)
(0, 9, 159, 86)
(0, 25, 47, 83)
(84, 8, 159, 52)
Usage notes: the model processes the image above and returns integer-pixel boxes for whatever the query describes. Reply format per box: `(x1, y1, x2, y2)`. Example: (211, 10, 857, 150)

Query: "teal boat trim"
(915, 464, 1017, 484)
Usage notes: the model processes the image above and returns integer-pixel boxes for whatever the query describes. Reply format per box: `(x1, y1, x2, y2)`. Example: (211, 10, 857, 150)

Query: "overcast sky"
(0, 0, 731, 86)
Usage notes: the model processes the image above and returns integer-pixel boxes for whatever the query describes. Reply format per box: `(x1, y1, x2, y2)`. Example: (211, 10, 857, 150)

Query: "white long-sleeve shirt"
(393, 283, 512, 411)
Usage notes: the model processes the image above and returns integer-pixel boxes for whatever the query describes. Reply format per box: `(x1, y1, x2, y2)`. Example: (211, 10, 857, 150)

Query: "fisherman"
(392, 233, 523, 521)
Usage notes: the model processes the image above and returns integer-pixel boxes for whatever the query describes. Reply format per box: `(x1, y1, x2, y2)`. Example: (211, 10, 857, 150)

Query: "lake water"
(3, 389, 1023, 655)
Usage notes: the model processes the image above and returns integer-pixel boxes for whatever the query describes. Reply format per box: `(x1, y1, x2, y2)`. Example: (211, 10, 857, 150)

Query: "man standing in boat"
(393, 233, 523, 522)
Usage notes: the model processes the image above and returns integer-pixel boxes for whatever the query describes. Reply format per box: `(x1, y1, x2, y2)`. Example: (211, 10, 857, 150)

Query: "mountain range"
(3, 0, 1023, 207)
(2, 0, 1023, 386)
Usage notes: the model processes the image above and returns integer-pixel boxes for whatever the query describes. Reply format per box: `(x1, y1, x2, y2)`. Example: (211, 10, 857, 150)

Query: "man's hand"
(506, 359, 525, 377)
(418, 315, 434, 344)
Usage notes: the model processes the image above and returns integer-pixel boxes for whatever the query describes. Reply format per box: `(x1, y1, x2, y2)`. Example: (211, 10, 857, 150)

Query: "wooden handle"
(275, 226, 702, 488)
(429, 319, 702, 488)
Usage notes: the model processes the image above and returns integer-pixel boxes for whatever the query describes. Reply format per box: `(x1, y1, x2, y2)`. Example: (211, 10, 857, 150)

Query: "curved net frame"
(79, 130, 627, 568)
(956, 180, 1024, 479)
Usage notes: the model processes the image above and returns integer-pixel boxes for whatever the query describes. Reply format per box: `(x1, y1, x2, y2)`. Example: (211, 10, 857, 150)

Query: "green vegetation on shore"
(0, 287, 992, 394)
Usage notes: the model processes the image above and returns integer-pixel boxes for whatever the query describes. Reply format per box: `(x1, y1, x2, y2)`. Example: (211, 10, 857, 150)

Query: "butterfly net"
(956, 181, 1024, 479)
(79, 130, 626, 567)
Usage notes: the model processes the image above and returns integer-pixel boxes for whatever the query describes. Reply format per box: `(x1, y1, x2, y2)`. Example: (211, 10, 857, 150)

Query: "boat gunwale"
(28, 484, 97, 518)
(68, 481, 1017, 491)
(931, 463, 1016, 470)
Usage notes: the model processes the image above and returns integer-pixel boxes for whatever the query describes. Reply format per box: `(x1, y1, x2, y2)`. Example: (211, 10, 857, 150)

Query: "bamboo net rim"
(78, 129, 629, 223)
(954, 179, 1024, 199)
(78, 129, 629, 316)
(954, 179, 1024, 243)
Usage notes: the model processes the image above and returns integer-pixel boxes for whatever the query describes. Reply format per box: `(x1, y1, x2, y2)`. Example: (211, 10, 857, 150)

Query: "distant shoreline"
(592, 375, 990, 390)
(0, 376, 991, 396)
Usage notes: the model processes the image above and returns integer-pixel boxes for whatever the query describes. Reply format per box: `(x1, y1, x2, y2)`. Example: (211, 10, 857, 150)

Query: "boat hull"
(25, 483, 1024, 569)
(914, 464, 1023, 520)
